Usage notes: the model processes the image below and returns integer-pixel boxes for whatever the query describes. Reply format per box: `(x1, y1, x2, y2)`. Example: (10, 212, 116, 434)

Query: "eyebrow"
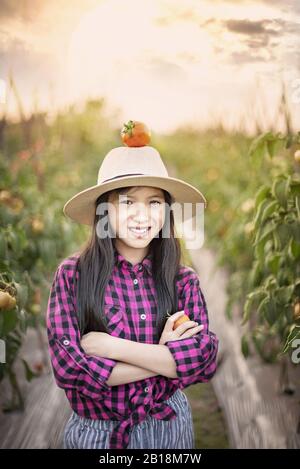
(119, 193, 164, 199)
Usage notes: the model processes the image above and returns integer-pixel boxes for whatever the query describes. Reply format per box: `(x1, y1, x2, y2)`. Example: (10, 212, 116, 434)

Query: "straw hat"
(63, 145, 207, 225)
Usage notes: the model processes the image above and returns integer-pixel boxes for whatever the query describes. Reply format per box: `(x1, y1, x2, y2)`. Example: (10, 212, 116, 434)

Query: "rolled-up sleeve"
(46, 261, 116, 399)
(166, 272, 219, 389)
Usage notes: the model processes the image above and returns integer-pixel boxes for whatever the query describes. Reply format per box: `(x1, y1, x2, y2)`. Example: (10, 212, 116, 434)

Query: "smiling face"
(107, 186, 166, 256)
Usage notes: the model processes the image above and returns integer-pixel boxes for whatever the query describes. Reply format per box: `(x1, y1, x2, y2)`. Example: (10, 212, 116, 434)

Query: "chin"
(124, 238, 152, 248)
(131, 240, 151, 247)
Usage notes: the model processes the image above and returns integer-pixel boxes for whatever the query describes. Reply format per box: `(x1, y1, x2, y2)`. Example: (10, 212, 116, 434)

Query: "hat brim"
(63, 175, 207, 225)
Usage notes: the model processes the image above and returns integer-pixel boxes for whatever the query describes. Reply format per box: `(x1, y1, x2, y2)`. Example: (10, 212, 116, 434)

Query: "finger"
(179, 325, 204, 339)
(175, 320, 200, 335)
(165, 310, 185, 331)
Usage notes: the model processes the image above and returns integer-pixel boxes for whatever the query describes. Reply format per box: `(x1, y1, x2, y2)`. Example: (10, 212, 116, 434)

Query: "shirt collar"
(113, 244, 153, 276)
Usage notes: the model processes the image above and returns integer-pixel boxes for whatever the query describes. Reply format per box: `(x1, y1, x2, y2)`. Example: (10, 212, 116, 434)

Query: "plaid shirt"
(46, 246, 218, 449)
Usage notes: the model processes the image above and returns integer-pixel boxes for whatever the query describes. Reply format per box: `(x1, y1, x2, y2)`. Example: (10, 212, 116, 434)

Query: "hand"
(159, 310, 204, 345)
(80, 331, 117, 359)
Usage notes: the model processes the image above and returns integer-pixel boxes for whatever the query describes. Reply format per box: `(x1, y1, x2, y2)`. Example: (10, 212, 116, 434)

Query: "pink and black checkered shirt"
(46, 246, 218, 449)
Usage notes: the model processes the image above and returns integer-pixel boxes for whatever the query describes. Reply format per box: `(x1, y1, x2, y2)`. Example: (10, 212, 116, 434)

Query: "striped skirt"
(63, 389, 195, 449)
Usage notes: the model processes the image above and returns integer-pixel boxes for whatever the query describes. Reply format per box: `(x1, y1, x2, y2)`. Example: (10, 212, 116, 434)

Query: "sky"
(0, 0, 299, 134)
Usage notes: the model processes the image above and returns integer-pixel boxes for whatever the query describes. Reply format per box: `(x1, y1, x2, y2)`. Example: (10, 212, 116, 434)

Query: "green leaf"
(254, 185, 271, 210)
(265, 275, 277, 292)
(253, 198, 270, 230)
(249, 261, 263, 287)
(248, 133, 265, 158)
(257, 296, 270, 318)
(276, 286, 294, 305)
(242, 289, 266, 324)
(251, 329, 265, 356)
(260, 200, 279, 225)
(272, 230, 281, 251)
(263, 298, 279, 326)
(289, 238, 300, 259)
(266, 252, 282, 275)
(0, 232, 7, 258)
(282, 325, 300, 353)
(275, 223, 292, 249)
(253, 223, 275, 247)
(0, 309, 18, 336)
(290, 178, 300, 195)
(248, 133, 269, 165)
(266, 135, 286, 157)
(253, 237, 264, 262)
(241, 334, 250, 357)
(242, 297, 252, 325)
(14, 282, 28, 310)
(290, 222, 300, 243)
(7, 229, 24, 259)
(271, 177, 290, 208)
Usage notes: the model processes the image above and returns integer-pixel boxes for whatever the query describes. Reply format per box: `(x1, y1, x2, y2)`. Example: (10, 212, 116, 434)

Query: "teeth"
(130, 227, 149, 234)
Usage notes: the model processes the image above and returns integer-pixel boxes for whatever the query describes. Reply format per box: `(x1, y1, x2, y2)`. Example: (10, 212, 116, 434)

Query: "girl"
(46, 144, 219, 449)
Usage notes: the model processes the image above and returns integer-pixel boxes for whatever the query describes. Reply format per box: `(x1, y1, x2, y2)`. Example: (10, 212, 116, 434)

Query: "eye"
(150, 200, 161, 205)
(120, 199, 132, 205)
(120, 199, 161, 206)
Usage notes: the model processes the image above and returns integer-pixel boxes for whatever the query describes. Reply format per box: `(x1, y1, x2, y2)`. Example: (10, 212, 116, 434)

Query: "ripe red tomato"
(121, 120, 151, 147)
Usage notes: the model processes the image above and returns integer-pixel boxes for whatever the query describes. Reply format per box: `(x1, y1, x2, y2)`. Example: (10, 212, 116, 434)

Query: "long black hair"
(75, 186, 182, 339)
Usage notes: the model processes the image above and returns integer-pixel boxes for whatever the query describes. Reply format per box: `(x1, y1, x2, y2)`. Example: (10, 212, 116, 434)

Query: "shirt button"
(138, 265, 143, 271)
(63, 339, 70, 346)
(133, 279, 138, 285)
(140, 314, 146, 320)
(144, 386, 149, 393)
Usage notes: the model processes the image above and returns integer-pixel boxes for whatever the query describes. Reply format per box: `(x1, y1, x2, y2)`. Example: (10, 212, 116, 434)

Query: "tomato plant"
(0, 100, 110, 410)
(240, 131, 300, 363)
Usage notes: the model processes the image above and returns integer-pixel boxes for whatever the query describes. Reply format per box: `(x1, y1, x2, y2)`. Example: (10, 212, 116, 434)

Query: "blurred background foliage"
(0, 81, 299, 412)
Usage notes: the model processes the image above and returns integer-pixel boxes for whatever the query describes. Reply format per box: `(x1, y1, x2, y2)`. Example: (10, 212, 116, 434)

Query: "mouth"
(129, 226, 151, 236)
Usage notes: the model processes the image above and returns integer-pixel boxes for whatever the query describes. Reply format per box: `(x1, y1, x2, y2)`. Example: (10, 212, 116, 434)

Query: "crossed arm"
(80, 309, 202, 386)
(48, 263, 218, 390)
(84, 336, 178, 386)
(80, 310, 199, 386)
(107, 363, 159, 386)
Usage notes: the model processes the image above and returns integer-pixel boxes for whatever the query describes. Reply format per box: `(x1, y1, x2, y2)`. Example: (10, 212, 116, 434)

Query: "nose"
(131, 203, 150, 225)
(133, 215, 149, 225)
